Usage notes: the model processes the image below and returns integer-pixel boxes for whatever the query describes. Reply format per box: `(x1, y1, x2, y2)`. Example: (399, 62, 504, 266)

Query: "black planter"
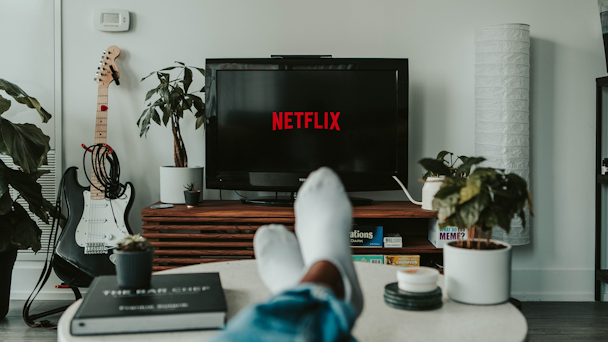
(0, 248, 18, 320)
(113, 248, 154, 289)
(184, 190, 201, 209)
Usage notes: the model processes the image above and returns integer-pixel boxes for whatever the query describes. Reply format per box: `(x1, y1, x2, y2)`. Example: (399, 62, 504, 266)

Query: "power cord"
(82, 144, 127, 200)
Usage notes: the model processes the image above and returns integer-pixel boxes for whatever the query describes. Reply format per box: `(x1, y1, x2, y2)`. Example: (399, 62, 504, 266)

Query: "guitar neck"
(91, 84, 109, 200)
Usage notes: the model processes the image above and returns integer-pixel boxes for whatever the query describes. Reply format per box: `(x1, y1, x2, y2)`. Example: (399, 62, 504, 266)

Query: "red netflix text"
(272, 112, 340, 131)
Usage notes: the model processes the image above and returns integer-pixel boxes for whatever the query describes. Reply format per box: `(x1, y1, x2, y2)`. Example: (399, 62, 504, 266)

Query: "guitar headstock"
(94, 45, 121, 86)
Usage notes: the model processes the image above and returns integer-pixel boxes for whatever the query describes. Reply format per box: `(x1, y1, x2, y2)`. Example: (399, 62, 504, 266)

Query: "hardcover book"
(71, 273, 227, 336)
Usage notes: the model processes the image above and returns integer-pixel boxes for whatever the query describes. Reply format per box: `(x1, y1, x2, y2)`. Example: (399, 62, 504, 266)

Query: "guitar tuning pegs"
(94, 78, 97, 82)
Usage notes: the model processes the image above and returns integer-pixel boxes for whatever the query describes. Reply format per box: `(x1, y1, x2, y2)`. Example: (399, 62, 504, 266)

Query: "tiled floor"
(2, 300, 608, 341)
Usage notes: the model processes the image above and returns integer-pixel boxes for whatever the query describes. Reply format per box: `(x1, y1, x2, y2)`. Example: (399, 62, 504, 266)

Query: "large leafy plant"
(137, 62, 206, 167)
(0, 79, 59, 253)
(421, 155, 533, 249)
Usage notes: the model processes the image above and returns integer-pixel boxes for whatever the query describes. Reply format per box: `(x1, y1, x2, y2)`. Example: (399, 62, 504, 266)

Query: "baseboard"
(10, 261, 88, 300)
(511, 268, 600, 302)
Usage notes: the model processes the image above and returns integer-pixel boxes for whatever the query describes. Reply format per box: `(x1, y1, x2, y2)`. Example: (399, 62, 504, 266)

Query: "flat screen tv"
(205, 57, 408, 206)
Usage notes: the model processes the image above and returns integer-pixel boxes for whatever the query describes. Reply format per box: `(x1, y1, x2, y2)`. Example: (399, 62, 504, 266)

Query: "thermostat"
(94, 9, 130, 32)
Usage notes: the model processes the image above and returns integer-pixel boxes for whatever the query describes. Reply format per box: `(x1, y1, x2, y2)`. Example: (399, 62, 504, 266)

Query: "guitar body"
(53, 167, 135, 288)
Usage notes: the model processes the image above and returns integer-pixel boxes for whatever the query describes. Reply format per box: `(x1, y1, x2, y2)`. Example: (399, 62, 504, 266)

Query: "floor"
(1, 300, 608, 341)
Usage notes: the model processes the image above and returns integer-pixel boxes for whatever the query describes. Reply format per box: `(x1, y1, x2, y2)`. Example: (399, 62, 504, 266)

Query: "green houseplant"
(137, 62, 206, 204)
(422, 156, 532, 304)
(418, 151, 484, 210)
(0, 79, 60, 318)
(114, 234, 154, 289)
(183, 182, 201, 209)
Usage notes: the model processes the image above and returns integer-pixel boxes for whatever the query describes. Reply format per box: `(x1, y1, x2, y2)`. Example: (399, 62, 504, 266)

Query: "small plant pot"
(113, 248, 154, 289)
(184, 190, 201, 209)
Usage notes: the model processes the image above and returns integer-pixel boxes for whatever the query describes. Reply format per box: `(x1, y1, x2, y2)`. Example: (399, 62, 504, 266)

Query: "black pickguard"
(52, 167, 135, 288)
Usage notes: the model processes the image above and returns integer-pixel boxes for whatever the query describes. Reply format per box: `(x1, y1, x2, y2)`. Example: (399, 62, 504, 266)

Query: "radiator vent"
(0, 150, 57, 256)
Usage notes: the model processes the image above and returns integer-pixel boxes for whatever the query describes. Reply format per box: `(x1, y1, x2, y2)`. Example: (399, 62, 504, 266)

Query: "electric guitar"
(53, 46, 135, 288)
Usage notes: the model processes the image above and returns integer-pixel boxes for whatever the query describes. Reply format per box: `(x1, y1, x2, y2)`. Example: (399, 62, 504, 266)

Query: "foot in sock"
(294, 167, 363, 316)
(253, 224, 305, 294)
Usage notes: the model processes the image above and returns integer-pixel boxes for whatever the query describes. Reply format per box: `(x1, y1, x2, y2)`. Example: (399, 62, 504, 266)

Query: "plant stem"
(170, 115, 188, 167)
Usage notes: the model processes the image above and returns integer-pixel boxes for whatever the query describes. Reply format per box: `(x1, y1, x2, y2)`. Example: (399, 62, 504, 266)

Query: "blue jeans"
(210, 284, 358, 342)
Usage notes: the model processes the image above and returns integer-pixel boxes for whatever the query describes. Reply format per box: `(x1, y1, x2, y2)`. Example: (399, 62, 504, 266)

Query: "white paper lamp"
(475, 23, 530, 245)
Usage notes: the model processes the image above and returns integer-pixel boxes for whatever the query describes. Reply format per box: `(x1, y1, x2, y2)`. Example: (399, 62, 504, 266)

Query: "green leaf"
(200, 86, 205, 92)
(141, 71, 156, 82)
(157, 72, 170, 85)
(455, 157, 486, 177)
(183, 67, 193, 94)
(139, 111, 151, 137)
(145, 88, 157, 102)
(151, 107, 161, 125)
(195, 114, 205, 129)
(174, 61, 185, 66)
(458, 184, 480, 204)
(160, 66, 178, 71)
(0, 94, 11, 115)
(436, 150, 451, 160)
(195, 68, 205, 76)
(161, 105, 170, 126)
(0, 192, 12, 215)
(0, 117, 51, 173)
(7, 201, 42, 252)
(419, 158, 451, 176)
(0, 79, 52, 123)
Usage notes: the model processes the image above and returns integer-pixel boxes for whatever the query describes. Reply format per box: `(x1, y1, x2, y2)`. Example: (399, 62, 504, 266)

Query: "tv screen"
(205, 58, 408, 198)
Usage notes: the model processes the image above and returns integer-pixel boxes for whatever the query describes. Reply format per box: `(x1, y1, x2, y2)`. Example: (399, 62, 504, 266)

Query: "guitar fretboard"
(90, 84, 109, 200)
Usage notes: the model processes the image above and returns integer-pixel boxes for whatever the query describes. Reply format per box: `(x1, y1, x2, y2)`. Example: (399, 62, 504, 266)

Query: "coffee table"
(57, 260, 527, 341)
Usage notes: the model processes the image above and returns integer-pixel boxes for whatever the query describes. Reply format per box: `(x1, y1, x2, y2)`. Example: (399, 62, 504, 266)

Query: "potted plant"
(426, 158, 532, 305)
(183, 182, 201, 209)
(137, 62, 206, 204)
(113, 234, 154, 289)
(0, 79, 61, 319)
(418, 151, 484, 211)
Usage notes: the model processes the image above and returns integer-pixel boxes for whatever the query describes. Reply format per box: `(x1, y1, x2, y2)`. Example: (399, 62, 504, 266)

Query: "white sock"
(294, 167, 363, 316)
(253, 224, 305, 294)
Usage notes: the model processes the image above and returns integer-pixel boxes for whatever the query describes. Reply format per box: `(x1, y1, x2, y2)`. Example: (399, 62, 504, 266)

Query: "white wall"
(14, 0, 606, 300)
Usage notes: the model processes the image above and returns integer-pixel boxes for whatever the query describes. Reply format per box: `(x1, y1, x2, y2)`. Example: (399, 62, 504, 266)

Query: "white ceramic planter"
(160, 166, 204, 204)
(444, 239, 512, 305)
(421, 176, 444, 210)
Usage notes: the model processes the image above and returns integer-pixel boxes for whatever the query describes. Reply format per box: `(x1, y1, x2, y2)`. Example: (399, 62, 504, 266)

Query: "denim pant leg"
(210, 284, 358, 342)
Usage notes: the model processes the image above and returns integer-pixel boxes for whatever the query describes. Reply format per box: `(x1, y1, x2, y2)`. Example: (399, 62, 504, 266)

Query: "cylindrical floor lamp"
(475, 23, 531, 246)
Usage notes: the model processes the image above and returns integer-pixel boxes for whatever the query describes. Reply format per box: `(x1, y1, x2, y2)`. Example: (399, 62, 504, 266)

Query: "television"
(205, 57, 408, 206)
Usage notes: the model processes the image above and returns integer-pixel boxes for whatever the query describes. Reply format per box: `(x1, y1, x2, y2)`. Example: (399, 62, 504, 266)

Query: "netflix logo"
(273, 112, 340, 131)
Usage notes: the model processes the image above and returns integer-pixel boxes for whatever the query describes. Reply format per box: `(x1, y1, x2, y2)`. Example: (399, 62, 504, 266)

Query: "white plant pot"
(160, 166, 204, 204)
(444, 239, 512, 305)
(421, 176, 444, 210)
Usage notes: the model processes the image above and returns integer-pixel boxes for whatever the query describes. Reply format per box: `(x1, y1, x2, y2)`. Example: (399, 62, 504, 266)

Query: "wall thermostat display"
(94, 9, 130, 32)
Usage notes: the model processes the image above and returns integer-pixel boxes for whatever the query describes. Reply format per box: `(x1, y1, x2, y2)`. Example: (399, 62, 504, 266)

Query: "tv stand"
(242, 195, 373, 207)
(141, 200, 439, 271)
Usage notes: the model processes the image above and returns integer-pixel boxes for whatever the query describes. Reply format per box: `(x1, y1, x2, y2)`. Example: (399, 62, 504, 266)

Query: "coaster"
(384, 282, 442, 311)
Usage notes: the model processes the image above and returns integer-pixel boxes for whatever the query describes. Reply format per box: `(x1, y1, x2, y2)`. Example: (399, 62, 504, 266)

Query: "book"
(352, 255, 384, 264)
(350, 226, 383, 247)
(71, 273, 227, 336)
(384, 255, 420, 267)
(427, 218, 468, 248)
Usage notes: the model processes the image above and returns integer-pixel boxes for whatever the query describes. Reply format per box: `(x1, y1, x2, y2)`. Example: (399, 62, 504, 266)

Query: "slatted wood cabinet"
(142, 200, 439, 271)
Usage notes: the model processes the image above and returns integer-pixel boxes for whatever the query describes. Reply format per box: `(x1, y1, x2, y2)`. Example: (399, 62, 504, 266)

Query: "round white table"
(58, 260, 527, 342)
